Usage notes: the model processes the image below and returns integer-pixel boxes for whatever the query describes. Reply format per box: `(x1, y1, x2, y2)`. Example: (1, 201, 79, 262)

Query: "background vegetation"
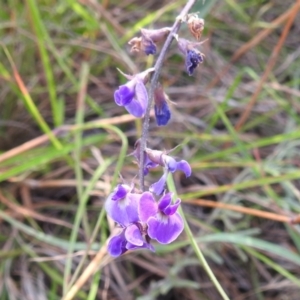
(1, 0, 300, 299)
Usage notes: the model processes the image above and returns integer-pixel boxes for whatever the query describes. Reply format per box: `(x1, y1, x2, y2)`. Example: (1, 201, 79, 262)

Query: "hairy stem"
(139, 0, 196, 191)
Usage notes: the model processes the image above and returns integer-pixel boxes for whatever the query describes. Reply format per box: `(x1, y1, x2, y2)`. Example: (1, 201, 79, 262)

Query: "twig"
(139, 0, 196, 191)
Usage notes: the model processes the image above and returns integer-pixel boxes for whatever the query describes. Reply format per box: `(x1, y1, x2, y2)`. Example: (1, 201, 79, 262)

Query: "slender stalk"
(167, 175, 230, 300)
(139, 0, 196, 191)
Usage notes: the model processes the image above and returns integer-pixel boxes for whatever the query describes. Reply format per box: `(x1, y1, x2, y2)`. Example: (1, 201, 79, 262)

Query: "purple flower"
(177, 38, 205, 76)
(105, 184, 140, 226)
(185, 50, 204, 76)
(114, 68, 154, 118)
(145, 149, 192, 195)
(128, 27, 171, 55)
(108, 224, 155, 257)
(138, 192, 184, 244)
(154, 85, 171, 126)
(105, 184, 155, 257)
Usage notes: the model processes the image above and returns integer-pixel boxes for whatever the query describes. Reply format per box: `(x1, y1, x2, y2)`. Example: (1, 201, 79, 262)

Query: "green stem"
(168, 175, 230, 300)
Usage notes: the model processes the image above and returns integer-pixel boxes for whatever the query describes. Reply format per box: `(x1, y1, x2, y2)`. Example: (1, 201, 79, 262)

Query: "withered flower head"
(177, 38, 205, 76)
(128, 27, 171, 55)
(186, 14, 205, 40)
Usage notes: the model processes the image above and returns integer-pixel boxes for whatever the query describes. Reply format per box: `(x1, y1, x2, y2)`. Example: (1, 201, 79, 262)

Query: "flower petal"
(138, 192, 157, 222)
(107, 231, 127, 257)
(185, 50, 203, 76)
(114, 82, 136, 106)
(125, 224, 143, 246)
(124, 80, 148, 118)
(144, 155, 159, 173)
(105, 192, 140, 226)
(142, 35, 157, 55)
(149, 171, 168, 195)
(111, 184, 129, 201)
(146, 149, 164, 166)
(163, 155, 177, 172)
(176, 160, 192, 177)
(147, 212, 184, 244)
(163, 199, 181, 216)
(126, 241, 155, 252)
(125, 98, 144, 118)
(135, 80, 148, 112)
(158, 193, 172, 211)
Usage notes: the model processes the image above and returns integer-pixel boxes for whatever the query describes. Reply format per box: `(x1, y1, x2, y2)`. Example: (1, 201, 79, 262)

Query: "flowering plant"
(105, 8, 206, 257)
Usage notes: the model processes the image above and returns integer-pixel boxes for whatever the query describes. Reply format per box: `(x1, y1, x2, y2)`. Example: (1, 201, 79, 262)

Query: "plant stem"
(139, 0, 196, 191)
(167, 175, 230, 300)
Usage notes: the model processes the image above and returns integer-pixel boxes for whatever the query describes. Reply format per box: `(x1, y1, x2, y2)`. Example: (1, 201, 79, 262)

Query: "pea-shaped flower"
(138, 192, 184, 244)
(114, 68, 154, 118)
(146, 148, 192, 195)
(105, 184, 155, 257)
(105, 183, 140, 226)
(177, 38, 205, 76)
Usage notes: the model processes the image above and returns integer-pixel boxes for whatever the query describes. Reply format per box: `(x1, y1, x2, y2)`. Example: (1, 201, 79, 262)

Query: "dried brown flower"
(186, 14, 205, 40)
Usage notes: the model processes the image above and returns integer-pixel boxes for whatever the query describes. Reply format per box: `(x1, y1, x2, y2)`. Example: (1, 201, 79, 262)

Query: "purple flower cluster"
(105, 143, 191, 257)
(114, 20, 206, 125)
(105, 184, 184, 257)
(106, 13, 206, 257)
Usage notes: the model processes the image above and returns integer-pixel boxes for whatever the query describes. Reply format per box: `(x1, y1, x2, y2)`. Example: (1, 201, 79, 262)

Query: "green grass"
(1, 0, 300, 299)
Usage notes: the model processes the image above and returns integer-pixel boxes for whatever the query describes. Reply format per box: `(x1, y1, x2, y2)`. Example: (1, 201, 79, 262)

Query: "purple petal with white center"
(149, 171, 168, 195)
(125, 224, 144, 246)
(176, 160, 192, 177)
(138, 192, 157, 222)
(105, 192, 140, 226)
(107, 231, 127, 257)
(114, 82, 136, 106)
(147, 212, 184, 244)
(163, 199, 181, 216)
(158, 193, 172, 211)
(111, 184, 129, 201)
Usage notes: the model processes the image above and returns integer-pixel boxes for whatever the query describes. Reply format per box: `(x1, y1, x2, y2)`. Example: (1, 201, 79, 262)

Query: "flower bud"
(128, 27, 171, 55)
(154, 84, 171, 126)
